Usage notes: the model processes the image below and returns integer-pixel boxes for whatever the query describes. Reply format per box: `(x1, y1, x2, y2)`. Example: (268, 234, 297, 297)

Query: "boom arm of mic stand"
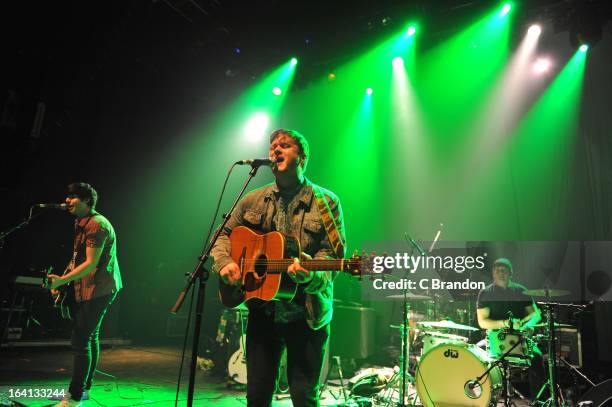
(0, 206, 46, 250)
(474, 336, 523, 384)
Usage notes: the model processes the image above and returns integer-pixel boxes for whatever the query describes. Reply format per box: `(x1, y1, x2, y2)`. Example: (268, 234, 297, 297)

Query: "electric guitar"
(43, 266, 75, 320)
(218, 226, 362, 308)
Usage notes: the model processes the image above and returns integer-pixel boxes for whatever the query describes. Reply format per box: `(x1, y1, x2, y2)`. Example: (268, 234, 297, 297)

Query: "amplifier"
(557, 328, 582, 368)
(330, 305, 376, 359)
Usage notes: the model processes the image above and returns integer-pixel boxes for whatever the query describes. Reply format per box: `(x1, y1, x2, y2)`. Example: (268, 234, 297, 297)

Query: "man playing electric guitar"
(46, 183, 122, 407)
(211, 129, 346, 407)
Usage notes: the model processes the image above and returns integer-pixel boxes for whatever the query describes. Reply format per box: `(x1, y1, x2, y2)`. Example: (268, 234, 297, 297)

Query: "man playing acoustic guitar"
(211, 129, 346, 407)
(47, 182, 122, 407)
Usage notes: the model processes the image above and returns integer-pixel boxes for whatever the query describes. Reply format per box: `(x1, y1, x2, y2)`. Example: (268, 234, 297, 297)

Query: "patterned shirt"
(72, 211, 122, 302)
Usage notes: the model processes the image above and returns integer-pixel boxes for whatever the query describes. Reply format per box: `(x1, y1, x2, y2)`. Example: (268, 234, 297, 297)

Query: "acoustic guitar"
(218, 226, 362, 308)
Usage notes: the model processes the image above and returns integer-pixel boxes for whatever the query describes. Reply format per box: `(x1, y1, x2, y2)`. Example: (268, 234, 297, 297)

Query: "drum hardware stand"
(532, 302, 589, 407)
(557, 356, 595, 387)
(398, 232, 426, 407)
(398, 300, 415, 406)
(469, 338, 523, 407)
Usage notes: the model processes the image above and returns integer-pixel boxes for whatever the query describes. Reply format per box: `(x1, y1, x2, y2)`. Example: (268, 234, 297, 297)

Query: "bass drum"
(416, 342, 502, 407)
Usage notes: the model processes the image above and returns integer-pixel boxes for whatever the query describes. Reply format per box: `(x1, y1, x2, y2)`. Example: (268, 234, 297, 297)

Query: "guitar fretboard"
(239, 259, 359, 273)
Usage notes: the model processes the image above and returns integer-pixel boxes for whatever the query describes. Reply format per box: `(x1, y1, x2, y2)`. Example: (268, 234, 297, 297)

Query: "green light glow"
(272, 87, 282, 95)
(290, 57, 298, 66)
(365, 87, 373, 95)
(579, 44, 589, 53)
(407, 26, 417, 36)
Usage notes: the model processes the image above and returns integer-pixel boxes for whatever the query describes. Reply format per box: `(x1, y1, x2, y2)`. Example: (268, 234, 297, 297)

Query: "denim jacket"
(211, 178, 346, 330)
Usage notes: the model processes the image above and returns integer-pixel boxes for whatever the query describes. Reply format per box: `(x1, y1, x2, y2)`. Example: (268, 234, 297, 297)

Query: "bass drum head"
(416, 342, 501, 407)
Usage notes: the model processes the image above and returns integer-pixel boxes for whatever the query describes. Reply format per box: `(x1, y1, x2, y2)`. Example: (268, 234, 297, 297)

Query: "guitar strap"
(312, 185, 346, 258)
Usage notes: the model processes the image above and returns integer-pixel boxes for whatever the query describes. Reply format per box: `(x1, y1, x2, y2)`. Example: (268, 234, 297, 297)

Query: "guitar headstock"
(343, 251, 363, 277)
(343, 251, 393, 280)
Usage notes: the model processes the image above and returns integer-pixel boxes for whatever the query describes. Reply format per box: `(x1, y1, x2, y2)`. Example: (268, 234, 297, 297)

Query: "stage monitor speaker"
(330, 305, 375, 359)
(558, 328, 582, 368)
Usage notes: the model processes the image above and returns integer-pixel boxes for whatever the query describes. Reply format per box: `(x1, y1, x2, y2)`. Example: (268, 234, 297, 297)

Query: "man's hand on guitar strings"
(220, 262, 242, 286)
(287, 253, 314, 284)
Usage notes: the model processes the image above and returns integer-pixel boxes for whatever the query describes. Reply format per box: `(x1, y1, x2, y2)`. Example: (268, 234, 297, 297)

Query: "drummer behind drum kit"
(361, 288, 591, 407)
(217, 288, 597, 407)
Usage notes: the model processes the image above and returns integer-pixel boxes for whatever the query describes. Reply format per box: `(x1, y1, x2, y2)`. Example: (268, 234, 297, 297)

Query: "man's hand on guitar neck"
(287, 253, 314, 284)
(220, 262, 242, 286)
(46, 274, 66, 290)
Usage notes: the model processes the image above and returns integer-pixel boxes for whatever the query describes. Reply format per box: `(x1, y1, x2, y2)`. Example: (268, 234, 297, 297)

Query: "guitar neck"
(243, 259, 357, 273)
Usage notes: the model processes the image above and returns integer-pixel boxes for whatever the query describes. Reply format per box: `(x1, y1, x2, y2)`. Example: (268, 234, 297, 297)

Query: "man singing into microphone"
(211, 129, 346, 407)
(47, 182, 122, 407)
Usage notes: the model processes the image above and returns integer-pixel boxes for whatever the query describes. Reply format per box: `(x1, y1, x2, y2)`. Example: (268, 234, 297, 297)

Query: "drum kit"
(372, 288, 589, 407)
(215, 287, 592, 407)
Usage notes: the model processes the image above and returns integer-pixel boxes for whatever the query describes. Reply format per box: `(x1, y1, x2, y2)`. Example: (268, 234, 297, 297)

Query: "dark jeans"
(68, 293, 116, 401)
(246, 310, 329, 407)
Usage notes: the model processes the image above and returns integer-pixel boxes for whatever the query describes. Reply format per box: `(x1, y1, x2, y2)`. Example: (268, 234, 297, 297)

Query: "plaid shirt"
(211, 179, 346, 330)
(71, 212, 122, 302)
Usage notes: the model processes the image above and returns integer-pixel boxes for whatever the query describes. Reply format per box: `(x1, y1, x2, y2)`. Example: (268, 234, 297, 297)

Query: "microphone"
(404, 232, 427, 256)
(464, 380, 481, 398)
(35, 203, 68, 210)
(235, 158, 274, 167)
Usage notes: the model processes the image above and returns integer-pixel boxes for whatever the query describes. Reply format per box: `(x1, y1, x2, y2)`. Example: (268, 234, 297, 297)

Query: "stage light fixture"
(365, 88, 373, 95)
(272, 87, 282, 95)
(406, 26, 417, 36)
(290, 58, 298, 66)
(579, 44, 589, 53)
(499, 3, 512, 17)
(392, 57, 404, 68)
(527, 24, 541, 37)
(327, 72, 336, 81)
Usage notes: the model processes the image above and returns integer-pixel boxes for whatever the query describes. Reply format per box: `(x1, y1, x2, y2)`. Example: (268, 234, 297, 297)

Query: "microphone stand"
(170, 163, 264, 407)
(469, 337, 523, 407)
(0, 206, 46, 251)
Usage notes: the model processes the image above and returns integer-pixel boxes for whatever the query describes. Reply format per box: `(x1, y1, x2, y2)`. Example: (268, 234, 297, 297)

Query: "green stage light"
(499, 3, 511, 17)
(407, 26, 417, 36)
(272, 87, 282, 95)
(244, 112, 270, 142)
(579, 44, 589, 53)
(290, 57, 298, 66)
(392, 57, 404, 68)
(365, 87, 373, 95)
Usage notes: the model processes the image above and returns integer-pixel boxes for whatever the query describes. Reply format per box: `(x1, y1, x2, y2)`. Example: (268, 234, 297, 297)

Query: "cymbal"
(386, 293, 431, 300)
(523, 288, 571, 297)
(417, 319, 479, 331)
(533, 322, 574, 329)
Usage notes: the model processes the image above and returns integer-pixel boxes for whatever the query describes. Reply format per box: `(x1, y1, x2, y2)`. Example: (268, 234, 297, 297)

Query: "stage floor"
(0, 345, 532, 406)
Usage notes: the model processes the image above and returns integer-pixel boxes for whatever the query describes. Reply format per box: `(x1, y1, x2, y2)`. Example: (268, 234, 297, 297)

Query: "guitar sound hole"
(254, 254, 267, 278)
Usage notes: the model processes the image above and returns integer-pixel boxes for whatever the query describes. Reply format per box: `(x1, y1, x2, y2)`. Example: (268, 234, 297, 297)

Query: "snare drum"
(421, 331, 468, 355)
(416, 342, 502, 407)
(487, 329, 533, 366)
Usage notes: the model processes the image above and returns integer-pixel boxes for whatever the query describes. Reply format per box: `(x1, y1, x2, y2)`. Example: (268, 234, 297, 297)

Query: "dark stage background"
(1, 0, 612, 381)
